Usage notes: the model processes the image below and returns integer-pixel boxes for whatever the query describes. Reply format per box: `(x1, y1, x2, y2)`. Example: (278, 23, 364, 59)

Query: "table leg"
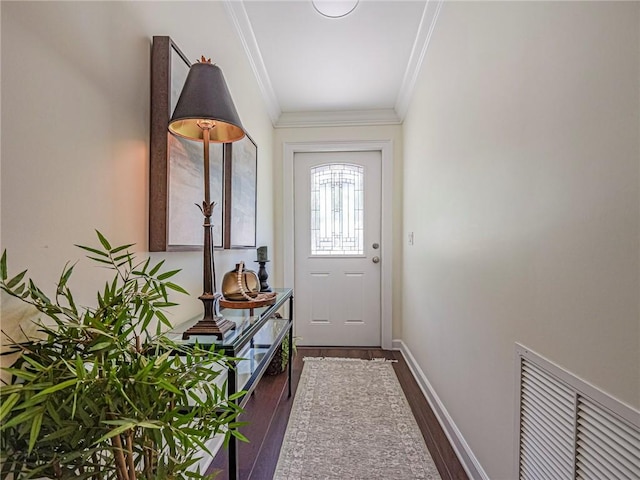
(288, 295, 294, 398)
(228, 360, 238, 480)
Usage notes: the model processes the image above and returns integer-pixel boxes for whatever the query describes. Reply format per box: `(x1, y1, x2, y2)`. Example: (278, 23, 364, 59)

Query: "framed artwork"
(149, 36, 256, 252)
(167, 135, 224, 249)
(224, 134, 257, 248)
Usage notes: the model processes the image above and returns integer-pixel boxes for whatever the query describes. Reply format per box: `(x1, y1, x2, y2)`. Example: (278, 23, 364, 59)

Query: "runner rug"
(273, 357, 442, 479)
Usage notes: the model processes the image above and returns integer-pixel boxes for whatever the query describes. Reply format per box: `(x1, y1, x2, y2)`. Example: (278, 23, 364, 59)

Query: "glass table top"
(167, 288, 293, 354)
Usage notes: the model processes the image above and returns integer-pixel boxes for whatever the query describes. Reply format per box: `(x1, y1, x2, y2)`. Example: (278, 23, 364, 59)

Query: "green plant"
(0, 231, 246, 479)
(265, 322, 298, 376)
(279, 335, 297, 372)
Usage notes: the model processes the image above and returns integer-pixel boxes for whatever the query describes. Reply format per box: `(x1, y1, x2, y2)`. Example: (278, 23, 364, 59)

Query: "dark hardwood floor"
(207, 347, 469, 480)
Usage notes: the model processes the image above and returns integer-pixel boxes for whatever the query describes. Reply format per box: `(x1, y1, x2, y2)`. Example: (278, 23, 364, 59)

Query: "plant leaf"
(46, 401, 62, 426)
(0, 405, 39, 430)
(110, 243, 135, 254)
(0, 250, 7, 280)
(152, 302, 178, 308)
(95, 230, 112, 251)
(158, 379, 181, 395)
(137, 421, 162, 429)
(12, 282, 26, 296)
(2, 367, 38, 381)
(231, 429, 250, 443)
(31, 378, 78, 400)
(57, 262, 76, 294)
(0, 393, 20, 422)
(154, 310, 172, 328)
(157, 269, 181, 281)
(165, 282, 189, 295)
(228, 391, 246, 401)
(75, 245, 109, 257)
(88, 342, 111, 352)
(42, 424, 76, 442)
(86, 256, 113, 265)
(21, 356, 46, 371)
(28, 407, 44, 454)
(93, 422, 136, 444)
(75, 356, 85, 380)
(6, 269, 27, 289)
(148, 260, 165, 277)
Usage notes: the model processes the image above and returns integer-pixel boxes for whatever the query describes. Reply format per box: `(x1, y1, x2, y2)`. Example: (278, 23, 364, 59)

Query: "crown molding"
(276, 109, 401, 128)
(227, 0, 442, 127)
(224, 0, 281, 125)
(395, 0, 443, 120)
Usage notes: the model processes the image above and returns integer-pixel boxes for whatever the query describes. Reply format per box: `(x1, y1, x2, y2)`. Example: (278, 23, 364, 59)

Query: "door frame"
(283, 140, 393, 350)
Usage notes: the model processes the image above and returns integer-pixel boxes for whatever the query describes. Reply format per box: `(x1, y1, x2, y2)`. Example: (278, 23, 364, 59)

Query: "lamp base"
(181, 317, 235, 340)
(181, 293, 236, 340)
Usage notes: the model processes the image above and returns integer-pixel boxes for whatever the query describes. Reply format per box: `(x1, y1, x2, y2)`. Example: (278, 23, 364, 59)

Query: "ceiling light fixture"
(312, 0, 359, 19)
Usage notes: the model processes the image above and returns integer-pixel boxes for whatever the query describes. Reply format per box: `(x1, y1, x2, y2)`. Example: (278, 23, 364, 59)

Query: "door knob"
(372, 256, 380, 264)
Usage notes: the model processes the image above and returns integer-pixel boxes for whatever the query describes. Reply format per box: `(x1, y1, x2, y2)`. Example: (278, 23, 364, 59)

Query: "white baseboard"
(392, 339, 489, 480)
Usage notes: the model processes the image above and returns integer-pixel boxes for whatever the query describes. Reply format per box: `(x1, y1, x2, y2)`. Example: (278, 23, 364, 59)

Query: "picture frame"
(149, 36, 224, 251)
(224, 134, 257, 249)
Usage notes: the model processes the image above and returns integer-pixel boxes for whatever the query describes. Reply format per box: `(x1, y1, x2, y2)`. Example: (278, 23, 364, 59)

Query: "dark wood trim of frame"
(149, 36, 191, 252)
(223, 143, 233, 249)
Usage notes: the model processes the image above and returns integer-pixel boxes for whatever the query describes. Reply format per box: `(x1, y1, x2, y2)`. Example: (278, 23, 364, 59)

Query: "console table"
(168, 288, 293, 480)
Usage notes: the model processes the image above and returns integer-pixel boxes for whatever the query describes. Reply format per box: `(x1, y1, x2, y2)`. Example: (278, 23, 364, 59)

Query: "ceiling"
(225, 0, 442, 127)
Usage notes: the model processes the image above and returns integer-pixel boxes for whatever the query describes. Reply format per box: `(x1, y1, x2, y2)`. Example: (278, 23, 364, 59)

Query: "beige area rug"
(273, 357, 442, 480)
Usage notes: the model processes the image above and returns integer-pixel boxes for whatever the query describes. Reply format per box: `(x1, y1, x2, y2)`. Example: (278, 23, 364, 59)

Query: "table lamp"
(169, 57, 245, 338)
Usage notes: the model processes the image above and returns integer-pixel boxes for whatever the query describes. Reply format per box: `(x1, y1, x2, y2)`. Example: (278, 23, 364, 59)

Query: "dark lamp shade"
(169, 62, 245, 143)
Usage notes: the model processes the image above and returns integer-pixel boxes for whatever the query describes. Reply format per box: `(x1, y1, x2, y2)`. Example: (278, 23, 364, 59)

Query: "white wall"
(0, 2, 274, 345)
(273, 125, 404, 338)
(402, 2, 639, 478)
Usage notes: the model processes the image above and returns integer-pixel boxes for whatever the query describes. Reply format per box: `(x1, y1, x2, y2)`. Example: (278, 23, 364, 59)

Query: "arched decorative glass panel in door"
(310, 163, 364, 255)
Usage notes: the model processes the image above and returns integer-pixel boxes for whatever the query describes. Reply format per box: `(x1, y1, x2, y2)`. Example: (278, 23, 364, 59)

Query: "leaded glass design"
(310, 163, 364, 255)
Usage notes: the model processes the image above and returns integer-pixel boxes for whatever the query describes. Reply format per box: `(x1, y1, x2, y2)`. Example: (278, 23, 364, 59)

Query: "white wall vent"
(516, 344, 640, 480)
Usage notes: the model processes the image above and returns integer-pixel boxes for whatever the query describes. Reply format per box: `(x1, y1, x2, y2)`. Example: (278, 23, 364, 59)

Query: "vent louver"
(575, 398, 640, 480)
(517, 345, 640, 480)
(519, 361, 575, 479)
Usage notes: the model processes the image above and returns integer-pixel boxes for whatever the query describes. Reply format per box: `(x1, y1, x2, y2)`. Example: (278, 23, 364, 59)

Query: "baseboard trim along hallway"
(392, 339, 489, 480)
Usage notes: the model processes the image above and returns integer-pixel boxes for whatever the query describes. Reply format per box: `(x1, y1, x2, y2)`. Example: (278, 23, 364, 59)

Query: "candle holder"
(257, 246, 268, 263)
(255, 260, 271, 292)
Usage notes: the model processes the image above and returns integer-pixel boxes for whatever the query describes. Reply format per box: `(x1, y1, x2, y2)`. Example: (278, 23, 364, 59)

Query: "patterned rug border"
(302, 356, 397, 363)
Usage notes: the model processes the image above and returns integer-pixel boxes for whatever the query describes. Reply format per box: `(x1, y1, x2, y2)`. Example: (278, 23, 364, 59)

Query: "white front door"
(293, 150, 382, 346)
